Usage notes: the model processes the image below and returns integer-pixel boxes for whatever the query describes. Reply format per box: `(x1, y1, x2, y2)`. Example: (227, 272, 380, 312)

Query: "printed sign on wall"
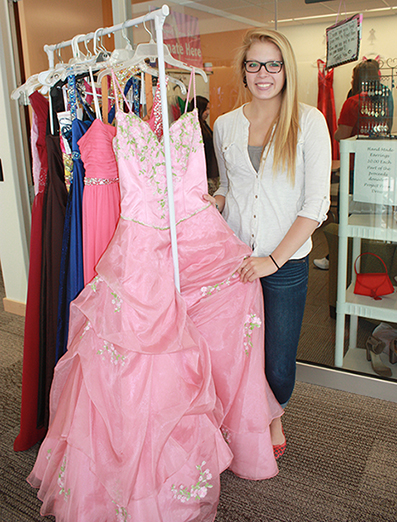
(163, 11, 203, 68)
(326, 14, 362, 69)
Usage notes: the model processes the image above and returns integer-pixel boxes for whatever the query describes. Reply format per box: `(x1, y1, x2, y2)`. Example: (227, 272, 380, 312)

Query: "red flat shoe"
(273, 428, 286, 460)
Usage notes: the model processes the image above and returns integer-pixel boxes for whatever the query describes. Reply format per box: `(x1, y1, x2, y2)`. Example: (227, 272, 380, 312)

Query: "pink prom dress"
(78, 119, 120, 284)
(28, 74, 282, 522)
(27, 86, 232, 522)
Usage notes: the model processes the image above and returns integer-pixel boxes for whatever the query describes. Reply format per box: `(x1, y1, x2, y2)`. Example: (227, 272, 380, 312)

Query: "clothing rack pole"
(154, 9, 180, 291)
(42, 4, 182, 291)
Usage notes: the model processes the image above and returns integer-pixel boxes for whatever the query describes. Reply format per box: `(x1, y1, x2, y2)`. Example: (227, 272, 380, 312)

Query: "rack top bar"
(44, 4, 169, 55)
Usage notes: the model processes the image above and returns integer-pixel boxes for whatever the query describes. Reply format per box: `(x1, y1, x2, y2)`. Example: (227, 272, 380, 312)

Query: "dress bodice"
(114, 108, 208, 228)
(78, 119, 118, 180)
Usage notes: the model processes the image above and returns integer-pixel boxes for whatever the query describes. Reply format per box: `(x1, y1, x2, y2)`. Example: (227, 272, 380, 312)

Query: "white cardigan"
(213, 103, 332, 260)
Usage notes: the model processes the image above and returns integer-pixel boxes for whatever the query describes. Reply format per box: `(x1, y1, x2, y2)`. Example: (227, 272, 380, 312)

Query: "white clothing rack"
(43, 4, 181, 290)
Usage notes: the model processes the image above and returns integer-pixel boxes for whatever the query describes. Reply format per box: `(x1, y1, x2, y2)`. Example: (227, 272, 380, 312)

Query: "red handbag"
(354, 252, 394, 300)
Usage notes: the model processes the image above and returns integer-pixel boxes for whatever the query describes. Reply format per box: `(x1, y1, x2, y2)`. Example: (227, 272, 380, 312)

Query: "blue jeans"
(260, 255, 309, 408)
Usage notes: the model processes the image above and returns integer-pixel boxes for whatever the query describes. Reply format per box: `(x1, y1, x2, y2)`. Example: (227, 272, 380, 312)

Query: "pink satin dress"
(78, 119, 120, 284)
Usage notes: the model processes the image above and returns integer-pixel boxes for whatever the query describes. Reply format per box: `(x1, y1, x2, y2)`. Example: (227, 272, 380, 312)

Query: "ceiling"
(132, 0, 397, 31)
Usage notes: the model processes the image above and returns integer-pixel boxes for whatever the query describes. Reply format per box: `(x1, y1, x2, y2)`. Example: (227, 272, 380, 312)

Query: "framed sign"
(326, 14, 362, 69)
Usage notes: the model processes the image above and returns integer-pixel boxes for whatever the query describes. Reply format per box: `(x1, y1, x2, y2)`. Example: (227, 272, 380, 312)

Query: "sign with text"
(326, 14, 362, 69)
(354, 142, 397, 205)
(163, 10, 203, 68)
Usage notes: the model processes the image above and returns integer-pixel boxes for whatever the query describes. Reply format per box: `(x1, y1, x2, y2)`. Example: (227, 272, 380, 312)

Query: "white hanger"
(11, 74, 42, 103)
(97, 61, 187, 95)
(96, 27, 188, 97)
(93, 28, 112, 64)
(36, 35, 97, 89)
(125, 41, 207, 83)
(139, 62, 187, 94)
(109, 22, 135, 64)
(115, 17, 207, 83)
(11, 43, 64, 103)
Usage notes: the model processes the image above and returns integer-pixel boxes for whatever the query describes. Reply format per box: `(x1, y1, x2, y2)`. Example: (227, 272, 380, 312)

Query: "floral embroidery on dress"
(58, 455, 71, 501)
(89, 276, 123, 312)
(243, 313, 262, 355)
(111, 291, 123, 312)
(113, 502, 131, 521)
(171, 462, 213, 502)
(170, 112, 202, 173)
(89, 275, 102, 292)
(46, 449, 52, 461)
(221, 426, 231, 445)
(80, 320, 91, 339)
(201, 272, 238, 297)
(115, 114, 169, 219)
(97, 341, 126, 366)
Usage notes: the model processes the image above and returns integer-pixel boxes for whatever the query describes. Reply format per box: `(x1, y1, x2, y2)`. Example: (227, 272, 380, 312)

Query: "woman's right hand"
(203, 194, 225, 213)
(203, 194, 216, 206)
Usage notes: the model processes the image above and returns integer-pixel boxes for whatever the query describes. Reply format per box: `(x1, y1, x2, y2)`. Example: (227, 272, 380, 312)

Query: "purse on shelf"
(354, 252, 394, 301)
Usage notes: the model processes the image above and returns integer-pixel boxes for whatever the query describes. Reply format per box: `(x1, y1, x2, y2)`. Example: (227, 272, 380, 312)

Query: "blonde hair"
(235, 28, 300, 182)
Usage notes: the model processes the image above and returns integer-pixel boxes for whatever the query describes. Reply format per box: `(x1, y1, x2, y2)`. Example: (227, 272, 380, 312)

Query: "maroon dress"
(14, 91, 49, 451)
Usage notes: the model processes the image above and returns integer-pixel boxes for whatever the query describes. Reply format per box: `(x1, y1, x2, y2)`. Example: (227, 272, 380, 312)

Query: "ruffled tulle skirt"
(28, 207, 282, 521)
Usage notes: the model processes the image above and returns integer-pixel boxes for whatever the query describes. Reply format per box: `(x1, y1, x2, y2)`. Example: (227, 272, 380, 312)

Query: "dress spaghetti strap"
(185, 67, 196, 113)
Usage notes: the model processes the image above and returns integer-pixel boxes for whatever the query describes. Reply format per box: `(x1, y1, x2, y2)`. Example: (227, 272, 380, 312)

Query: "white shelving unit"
(335, 136, 397, 369)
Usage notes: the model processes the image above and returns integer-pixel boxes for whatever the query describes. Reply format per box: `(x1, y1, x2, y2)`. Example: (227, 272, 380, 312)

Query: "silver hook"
(55, 44, 63, 64)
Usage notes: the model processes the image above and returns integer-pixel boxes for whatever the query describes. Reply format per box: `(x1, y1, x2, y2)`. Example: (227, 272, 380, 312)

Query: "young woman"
(205, 28, 332, 451)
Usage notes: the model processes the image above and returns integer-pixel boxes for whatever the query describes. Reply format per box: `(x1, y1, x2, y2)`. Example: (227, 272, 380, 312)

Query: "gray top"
(248, 145, 262, 172)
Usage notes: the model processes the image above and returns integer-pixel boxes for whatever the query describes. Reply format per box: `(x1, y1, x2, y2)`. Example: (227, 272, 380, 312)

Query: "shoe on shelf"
(313, 257, 329, 270)
(273, 427, 286, 460)
(366, 335, 392, 377)
(390, 339, 397, 365)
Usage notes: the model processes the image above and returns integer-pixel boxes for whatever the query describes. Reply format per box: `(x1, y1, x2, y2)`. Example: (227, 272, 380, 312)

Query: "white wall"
(281, 15, 397, 131)
(0, 0, 31, 311)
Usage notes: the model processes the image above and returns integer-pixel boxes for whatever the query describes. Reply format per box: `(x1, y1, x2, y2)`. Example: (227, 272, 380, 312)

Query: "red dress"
(317, 59, 339, 160)
(14, 91, 49, 451)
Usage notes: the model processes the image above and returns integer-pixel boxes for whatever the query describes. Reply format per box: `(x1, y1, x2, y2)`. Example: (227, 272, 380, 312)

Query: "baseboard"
(3, 297, 26, 317)
(297, 361, 397, 403)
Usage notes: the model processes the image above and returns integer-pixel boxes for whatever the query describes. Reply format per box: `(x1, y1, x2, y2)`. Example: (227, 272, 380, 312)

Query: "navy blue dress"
(55, 75, 93, 362)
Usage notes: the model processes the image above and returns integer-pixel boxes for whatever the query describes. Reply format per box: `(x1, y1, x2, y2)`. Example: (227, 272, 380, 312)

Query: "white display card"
(353, 142, 397, 205)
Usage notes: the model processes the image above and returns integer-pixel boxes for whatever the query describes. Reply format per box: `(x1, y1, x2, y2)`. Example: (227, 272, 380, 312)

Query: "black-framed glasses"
(244, 60, 284, 74)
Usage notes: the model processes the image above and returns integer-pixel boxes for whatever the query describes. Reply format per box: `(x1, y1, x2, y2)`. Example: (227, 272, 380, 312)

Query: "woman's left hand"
(237, 256, 278, 283)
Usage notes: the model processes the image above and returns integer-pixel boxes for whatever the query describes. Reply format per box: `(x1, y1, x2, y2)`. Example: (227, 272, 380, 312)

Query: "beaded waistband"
(84, 177, 119, 186)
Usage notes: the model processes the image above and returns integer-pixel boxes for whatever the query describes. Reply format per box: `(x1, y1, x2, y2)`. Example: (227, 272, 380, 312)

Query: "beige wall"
(17, 0, 113, 78)
(201, 29, 245, 123)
